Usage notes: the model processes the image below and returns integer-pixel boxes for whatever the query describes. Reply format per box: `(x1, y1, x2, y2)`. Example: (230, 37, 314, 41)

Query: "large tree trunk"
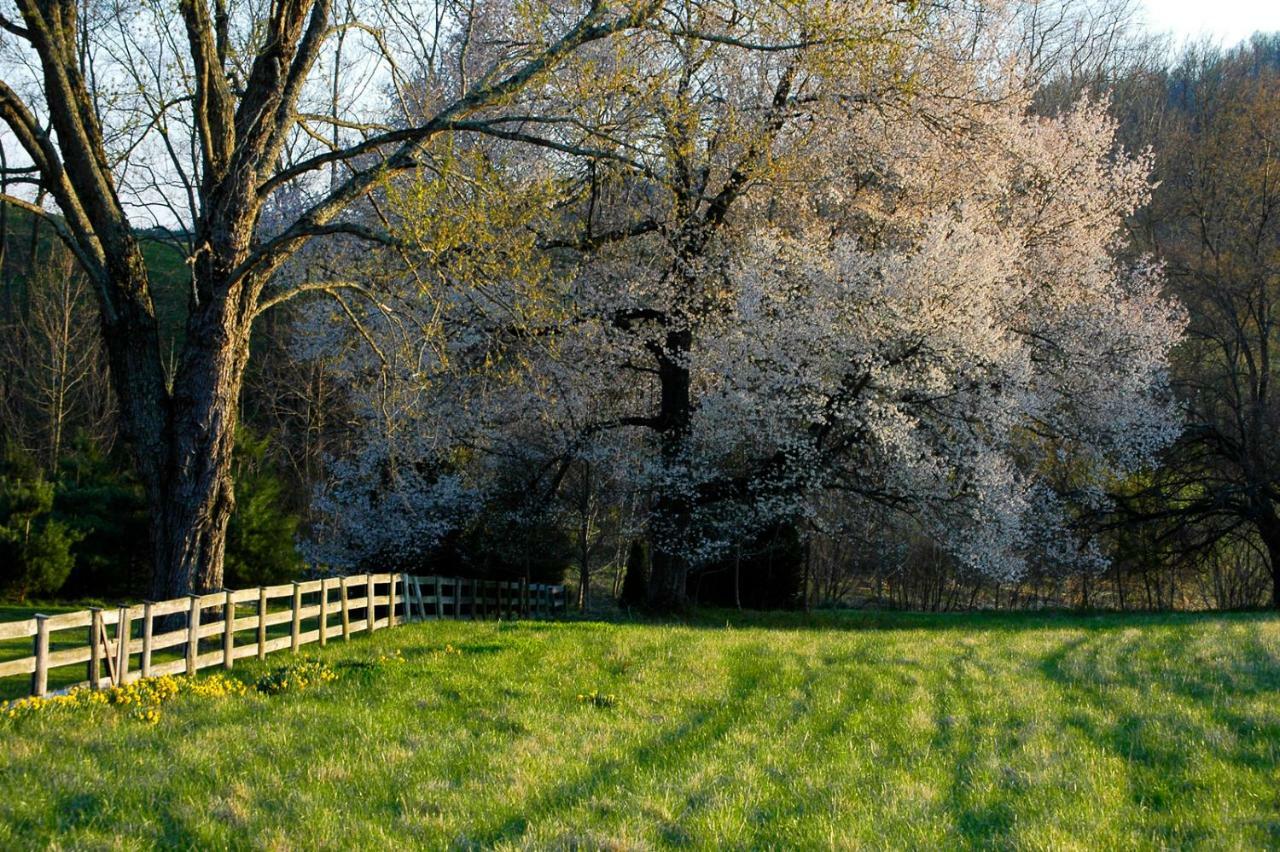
(99, 234, 254, 600)
(647, 327, 693, 610)
(576, 462, 592, 612)
(146, 208, 259, 598)
(148, 324, 248, 599)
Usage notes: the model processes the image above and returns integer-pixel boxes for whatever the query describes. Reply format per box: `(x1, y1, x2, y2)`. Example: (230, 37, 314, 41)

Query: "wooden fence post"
(386, 575, 394, 628)
(223, 590, 235, 669)
(367, 574, 377, 634)
(291, 582, 302, 652)
(340, 578, 351, 640)
(116, 606, 131, 682)
(187, 595, 201, 675)
(319, 578, 329, 646)
(142, 602, 154, 678)
(387, 574, 395, 627)
(497, 581, 505, 620)
(398, 573, 404, 624)
(88, 607, 103, 689)
(257, 587, 267, 660)
(521, 578, 529, 618)
(386, 570, 396, 624)
(435, 576, 443, 619)
(32, 614, 49, 698)
(454, 577, 462, 619)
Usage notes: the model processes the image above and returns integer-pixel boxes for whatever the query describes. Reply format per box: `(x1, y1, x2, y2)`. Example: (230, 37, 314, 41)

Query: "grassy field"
(1, 609, 1278, 849)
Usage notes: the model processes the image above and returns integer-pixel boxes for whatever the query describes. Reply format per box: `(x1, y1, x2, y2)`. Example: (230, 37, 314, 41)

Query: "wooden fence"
(0, 574, 565, 699)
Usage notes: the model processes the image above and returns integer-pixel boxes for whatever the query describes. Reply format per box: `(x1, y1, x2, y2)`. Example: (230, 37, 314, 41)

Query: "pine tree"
(0, 474, 80, 601)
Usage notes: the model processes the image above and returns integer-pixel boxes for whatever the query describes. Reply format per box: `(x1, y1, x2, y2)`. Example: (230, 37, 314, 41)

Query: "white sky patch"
(1140, 0, 1280, 46)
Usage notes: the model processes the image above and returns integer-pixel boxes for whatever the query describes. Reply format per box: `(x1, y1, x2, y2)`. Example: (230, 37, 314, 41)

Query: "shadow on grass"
(1037, 625, 1280, 846)
(466, 642, 781, 847)
(929, 641, 1020, 848)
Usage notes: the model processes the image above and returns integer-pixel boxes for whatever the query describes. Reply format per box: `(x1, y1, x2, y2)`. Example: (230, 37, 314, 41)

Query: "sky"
(1140, 0, 1280, 47)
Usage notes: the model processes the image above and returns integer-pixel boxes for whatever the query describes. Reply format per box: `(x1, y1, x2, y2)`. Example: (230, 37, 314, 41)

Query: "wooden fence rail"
(0, 574, 565, 699)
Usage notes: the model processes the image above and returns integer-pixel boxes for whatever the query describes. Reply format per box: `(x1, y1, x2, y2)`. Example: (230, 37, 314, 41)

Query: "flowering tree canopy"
(300, 0, 1184, 604)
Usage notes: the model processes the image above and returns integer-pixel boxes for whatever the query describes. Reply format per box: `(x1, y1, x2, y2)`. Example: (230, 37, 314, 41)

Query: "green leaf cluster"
(0, 471, 81, 601)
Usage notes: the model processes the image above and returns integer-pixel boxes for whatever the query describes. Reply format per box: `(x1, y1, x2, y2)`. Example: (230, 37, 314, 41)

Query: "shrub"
(0, 474, 81, 601)
(224, 428, 303, 587)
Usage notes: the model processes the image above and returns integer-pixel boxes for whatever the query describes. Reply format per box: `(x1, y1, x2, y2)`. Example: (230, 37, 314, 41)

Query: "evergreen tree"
(224, 429, 303, 588)
(0, 473, 80, 601)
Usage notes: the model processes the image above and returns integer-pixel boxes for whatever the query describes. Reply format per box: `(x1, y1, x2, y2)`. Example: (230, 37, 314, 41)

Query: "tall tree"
(0, 0, 657, 596)
(0, 245, 114, 469)
(302, 1, 1183, 610)
(550, 2, 1182, 607)
(1126, 38, 1280, 605)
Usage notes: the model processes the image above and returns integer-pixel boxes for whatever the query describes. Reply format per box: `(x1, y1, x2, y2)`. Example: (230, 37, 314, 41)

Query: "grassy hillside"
(1, 610, 1278, 848)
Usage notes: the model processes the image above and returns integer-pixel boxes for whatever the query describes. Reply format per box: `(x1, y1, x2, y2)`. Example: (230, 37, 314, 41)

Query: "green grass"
(1, 609, 1279, 849)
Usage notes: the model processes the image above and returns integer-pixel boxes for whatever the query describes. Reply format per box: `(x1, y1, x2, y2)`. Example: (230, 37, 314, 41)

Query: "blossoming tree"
(303, 0, 1185, 607)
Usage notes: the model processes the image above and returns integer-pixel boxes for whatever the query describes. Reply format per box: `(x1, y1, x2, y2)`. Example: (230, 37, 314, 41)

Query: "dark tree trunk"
(149, 324, 249, 598)
(646, 326, 693, 610)
(576, 462, 592, 612)
(733, 545, 742, 610)
(102, 249, 253, 600)
(1257, 510, 1280, 610)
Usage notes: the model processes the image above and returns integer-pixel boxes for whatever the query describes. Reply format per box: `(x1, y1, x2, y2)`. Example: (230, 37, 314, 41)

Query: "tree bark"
(93, 248, 251, 600)
(149, 323, 249, 598)
(646, 326, 693, 610)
